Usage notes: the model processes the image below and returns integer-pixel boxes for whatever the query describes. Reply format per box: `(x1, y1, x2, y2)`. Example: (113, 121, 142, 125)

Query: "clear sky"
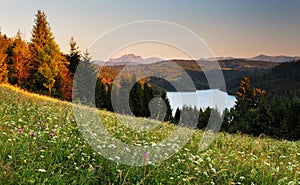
(0, 0, 299, 59)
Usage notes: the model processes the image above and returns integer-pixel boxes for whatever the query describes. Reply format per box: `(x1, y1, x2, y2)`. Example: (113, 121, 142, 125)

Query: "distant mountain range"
(94, 54, 163, 66)
(248, 55, 300, 63)
(93, 53, 300, 93)
(93, 54, 300, 66)
(207, 55, 300, 63)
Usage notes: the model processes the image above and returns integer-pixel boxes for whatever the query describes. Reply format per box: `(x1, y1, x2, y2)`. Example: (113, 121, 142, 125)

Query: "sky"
(0, 0, 299, 60)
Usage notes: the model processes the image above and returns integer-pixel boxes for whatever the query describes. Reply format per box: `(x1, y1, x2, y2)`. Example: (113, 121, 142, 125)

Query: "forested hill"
(106, 59, 277, 92)
(250, 60, 300, 98)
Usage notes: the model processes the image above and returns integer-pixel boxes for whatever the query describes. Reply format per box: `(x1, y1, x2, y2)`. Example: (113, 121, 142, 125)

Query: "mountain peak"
(251, 55, 299, 63)
(116, 54, 143, 61)
(106, 54, 163, 66)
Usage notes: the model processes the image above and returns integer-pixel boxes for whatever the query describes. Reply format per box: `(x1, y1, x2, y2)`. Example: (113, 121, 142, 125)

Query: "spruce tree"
(8, 31, 32, 87)
(29, 10, 67, 96)
(66, 37, 81, 75)
(173, 107, 181, 124)
(0, 33, 10, 83)
(73, 50, 99, 105)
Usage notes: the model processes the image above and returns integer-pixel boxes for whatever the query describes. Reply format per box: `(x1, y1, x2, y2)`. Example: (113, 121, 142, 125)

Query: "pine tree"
(142, 83, 153, 117)
(29, 10, 67, 96)
(73, 50, 99, 105)
(232, 76, 267, 134)
(173, 107, 181, 124)
(197, 107, 211, 129)
(66, 37, 81, 75)
(0, 33, 10, 83)
(161, 91, 173, 122)
(129, 79, 143, 117)
(8, 31, 32, 87)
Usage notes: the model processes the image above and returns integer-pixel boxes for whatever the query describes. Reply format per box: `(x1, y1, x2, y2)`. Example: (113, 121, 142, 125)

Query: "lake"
(166, 89, 236, 114)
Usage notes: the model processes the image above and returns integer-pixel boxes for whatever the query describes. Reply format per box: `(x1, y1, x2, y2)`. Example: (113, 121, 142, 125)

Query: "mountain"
(104, 54, 163, 66)
(250, 55, 300, 63)
(93, 54, 299, 66)
(204, 55, 300, 63)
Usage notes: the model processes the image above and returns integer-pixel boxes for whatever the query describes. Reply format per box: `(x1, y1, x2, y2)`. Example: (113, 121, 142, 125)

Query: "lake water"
(166, 89, 236, 114)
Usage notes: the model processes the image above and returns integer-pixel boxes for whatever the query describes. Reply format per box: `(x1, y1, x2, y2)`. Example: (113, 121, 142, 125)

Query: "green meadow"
(0, 84, 299, 184)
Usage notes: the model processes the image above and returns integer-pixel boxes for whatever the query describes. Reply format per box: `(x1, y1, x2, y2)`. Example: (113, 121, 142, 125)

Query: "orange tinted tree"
(29, 10, 71, 99)
(7, 31, 32, 87)
(0, 33, 11, 84)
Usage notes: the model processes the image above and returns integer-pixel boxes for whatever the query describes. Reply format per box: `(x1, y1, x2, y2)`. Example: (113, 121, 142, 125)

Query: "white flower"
(288, 181, 296, 185)
(264, 161, 270, 166)
(38, 169, 47, 173)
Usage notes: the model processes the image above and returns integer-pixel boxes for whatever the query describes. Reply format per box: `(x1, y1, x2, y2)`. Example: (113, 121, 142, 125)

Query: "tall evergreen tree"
(8, 31, 32, 87)
(29, 10, 68, 96)
(232, 76, 267, 134)
(129, 80, 143, 117)
(66, 37, 81, 75)
(73, 50, 99, 105)
(0, 33, 10, 83)
(173, 107, 181, 124)
(142, 83, 153, 117)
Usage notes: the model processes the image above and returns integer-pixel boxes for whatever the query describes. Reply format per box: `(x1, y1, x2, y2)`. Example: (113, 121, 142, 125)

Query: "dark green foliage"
(95, 80, 112, 111)
(178, 105, 199, 128)
(197, 107, 211, 129)
(129, 79, 143, 117)
(95, 76, 173, 122)
(161, 91, 173, 122)
(73, 51, 99, 105)
(173, 107, 181, 124)
(66, 37, 81, 75)
(142, 82, 153, 117)
(250, 60, 300, 99)
(221, 75, 300, 140)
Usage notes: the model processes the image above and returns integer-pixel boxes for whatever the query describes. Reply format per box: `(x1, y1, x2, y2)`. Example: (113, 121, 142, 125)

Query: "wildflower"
(24, 159, 27, 163)
(31, 132, 35, 137)
(240, 176, 245, 180)
(94, 166, 99, 174)
(143, 152, 147, 159)
(50, 132, 54, 137)
(38, 169, 47, 173)
(18, 128, 22, 133)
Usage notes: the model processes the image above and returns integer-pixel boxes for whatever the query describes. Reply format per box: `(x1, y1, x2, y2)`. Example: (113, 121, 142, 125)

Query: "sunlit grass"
(0, 84, 299, 184)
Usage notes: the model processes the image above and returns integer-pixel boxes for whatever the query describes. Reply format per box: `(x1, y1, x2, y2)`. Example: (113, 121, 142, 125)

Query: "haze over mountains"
(94, 54, 163, 66)
(93, 54, 300, 66)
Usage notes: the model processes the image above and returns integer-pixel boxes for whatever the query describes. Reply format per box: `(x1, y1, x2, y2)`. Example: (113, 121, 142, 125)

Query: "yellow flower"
(24, 159, 27, 164)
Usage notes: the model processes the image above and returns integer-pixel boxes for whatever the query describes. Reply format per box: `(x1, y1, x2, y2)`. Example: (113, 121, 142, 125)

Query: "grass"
(0, 84, 299, 184)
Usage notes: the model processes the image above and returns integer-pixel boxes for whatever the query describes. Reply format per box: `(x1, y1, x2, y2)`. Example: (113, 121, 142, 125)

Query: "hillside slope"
(0, 84, 299, 184)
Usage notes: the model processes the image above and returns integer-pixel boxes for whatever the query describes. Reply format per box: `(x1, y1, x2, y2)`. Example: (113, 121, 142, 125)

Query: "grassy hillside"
(0, 84, 299, 184)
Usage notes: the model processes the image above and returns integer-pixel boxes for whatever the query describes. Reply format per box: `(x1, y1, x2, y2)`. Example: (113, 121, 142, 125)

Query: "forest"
(0, 10, 299, 140)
